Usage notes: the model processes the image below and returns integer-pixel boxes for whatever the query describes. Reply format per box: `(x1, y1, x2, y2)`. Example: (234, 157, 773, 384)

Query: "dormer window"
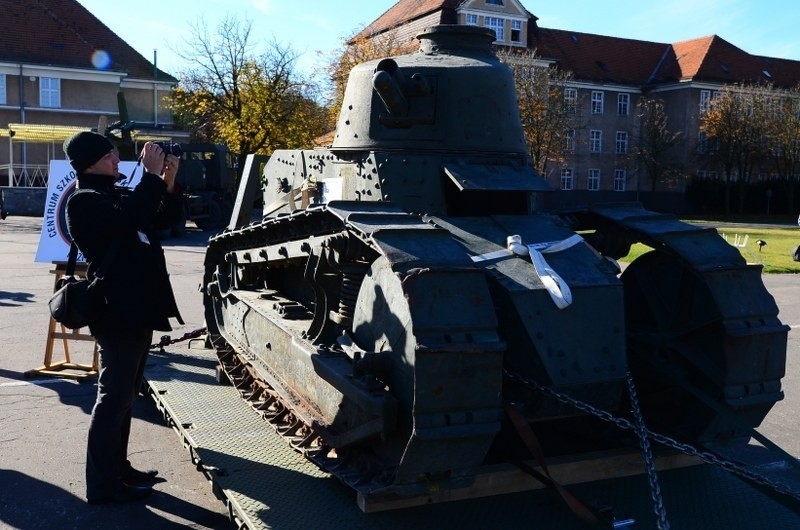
(486, 0, 504, 5)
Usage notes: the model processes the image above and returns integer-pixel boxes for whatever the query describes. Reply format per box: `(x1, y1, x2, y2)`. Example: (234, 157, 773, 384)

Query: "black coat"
(66, 172, 184, 335)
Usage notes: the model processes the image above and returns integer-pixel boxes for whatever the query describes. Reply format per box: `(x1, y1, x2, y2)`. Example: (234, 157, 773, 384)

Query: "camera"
(155, 142, 182, 157)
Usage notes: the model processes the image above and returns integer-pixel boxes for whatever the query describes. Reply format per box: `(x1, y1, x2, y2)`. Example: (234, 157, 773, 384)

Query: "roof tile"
(355, 0, 463, 39)
(0, 0, 175, 81)
(359, 0, 800, 89)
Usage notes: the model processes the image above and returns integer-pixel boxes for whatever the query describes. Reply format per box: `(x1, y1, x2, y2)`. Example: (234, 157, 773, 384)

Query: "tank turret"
(334, 25, 528, 155)
(260, 25, 549, 219)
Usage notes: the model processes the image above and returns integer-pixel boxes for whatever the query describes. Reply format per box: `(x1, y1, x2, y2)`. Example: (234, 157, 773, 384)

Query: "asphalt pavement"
(0, 215, 231, 530)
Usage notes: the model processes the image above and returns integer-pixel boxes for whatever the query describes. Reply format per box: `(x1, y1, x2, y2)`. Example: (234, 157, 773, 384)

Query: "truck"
(167, 142, 237, 235)
(104, 92, 238, 235)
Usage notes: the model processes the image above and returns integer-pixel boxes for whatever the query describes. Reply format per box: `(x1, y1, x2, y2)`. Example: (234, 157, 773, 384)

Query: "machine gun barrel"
(372, 70, 409, 116)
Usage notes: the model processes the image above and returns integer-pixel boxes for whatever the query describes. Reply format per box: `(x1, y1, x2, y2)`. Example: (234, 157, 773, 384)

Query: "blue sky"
(75, 0, 800, 81)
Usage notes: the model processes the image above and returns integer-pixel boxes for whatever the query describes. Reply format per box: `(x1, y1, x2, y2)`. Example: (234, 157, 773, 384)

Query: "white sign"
(34, 160, 141, 263)
(321, 177, 342, 203)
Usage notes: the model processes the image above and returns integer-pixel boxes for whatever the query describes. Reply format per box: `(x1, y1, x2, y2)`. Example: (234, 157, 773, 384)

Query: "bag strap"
(66, 238, 120, 281)
(65, 187, 122, 280)
(65, 240, 80, 277)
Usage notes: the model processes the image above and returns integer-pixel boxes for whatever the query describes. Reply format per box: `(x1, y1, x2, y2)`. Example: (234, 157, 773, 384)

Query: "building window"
(697, 131, 708, 154)
(511, 20, 522, 43)
(618, 93, 629, 116)
(565, 129, 575, 152)
(709, 138, 719, 155)
(466, 14, 478, 26)
(485, 16, 504, 41)
(486, 0, 504, 4)
(614, 169, 626, 191)
(591, 91, 604, 114)
(699, 90, 711, 114)
(588, 169, 600, 191)
(560, 168, 574, 190)
(0, 74, 6, 105)
(589, 130, 602, 152)
(40, 77, 61, 108)
(765, 97, 779, 119)
(615, 131, 628, 154)
(564, 88, 577, 112)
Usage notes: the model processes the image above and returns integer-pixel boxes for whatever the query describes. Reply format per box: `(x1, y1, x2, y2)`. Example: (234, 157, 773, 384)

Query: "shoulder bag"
(48, 240, 118, 330)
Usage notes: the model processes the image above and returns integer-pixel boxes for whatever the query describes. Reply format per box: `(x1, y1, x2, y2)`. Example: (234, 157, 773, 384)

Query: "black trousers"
(85, 329, 152, 499)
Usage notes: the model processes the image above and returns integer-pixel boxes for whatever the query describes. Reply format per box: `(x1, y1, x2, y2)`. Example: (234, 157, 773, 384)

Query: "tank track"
(203, 206, 393, 493)
(202, 202, 789, 499)
(203, 202, 504, 497)
(212, 334, 402, 495)
(576, 204, 788, 442)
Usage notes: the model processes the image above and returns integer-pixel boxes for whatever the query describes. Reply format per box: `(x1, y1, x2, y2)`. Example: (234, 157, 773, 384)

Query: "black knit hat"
(63, 131, 115, 172)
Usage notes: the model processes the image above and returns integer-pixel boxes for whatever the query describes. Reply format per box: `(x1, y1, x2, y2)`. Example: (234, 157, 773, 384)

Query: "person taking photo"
(63, 132, 184, 504)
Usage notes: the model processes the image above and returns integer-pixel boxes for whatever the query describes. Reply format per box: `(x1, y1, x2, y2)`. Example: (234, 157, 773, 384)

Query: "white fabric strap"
(526, 234, 583, 309)
(470, 235, 529, 263)
(471, 234, 583, 309)
(470, 248, 513, 263)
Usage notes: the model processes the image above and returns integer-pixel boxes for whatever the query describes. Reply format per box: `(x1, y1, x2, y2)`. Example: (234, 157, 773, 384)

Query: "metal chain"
(150, 326, 207, 351)
(625, 371, 670, 529)
(503, 369, 800, 502)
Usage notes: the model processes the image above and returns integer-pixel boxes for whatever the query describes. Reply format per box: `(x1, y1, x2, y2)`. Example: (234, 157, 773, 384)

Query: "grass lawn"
(621, 222, 800, 274)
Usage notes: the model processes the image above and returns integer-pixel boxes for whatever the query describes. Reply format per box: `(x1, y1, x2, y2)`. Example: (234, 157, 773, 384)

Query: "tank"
(202, 25, 788, 508)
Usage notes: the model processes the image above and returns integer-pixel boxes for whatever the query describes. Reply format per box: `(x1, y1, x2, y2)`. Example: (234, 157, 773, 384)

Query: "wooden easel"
(25, 262, 99, 381)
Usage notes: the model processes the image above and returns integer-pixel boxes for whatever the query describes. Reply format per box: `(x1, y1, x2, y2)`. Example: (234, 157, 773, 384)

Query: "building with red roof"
(0, 0, 178, 186)
(354, 0, 800, 208)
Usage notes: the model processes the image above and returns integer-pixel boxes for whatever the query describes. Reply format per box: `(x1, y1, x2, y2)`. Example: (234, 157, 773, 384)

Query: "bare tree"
(767, 84, 800, 214)
(498, 49, 581, 179)
(171, 16, 327, 174)
(700, 83, 771, 213)
(634, 97, 683, 192)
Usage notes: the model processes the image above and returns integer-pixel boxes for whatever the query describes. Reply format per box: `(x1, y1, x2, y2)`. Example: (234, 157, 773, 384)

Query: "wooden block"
(358, 448, 701, 513)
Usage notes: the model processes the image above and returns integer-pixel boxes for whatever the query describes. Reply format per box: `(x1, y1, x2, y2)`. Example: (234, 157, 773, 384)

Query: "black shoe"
(87, 483, 153, 505)
(124, 466, 160, 484)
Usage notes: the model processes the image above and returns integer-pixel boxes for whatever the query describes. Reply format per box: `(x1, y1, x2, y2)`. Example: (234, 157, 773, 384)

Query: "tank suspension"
(337, 261, 371, 327)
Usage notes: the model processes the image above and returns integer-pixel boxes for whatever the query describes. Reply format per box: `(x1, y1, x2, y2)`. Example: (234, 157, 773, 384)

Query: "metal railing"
(0, 164, 49, 187)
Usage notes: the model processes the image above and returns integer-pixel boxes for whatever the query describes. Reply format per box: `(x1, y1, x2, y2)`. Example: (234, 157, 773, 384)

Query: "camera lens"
(156, 142, 182, 157)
